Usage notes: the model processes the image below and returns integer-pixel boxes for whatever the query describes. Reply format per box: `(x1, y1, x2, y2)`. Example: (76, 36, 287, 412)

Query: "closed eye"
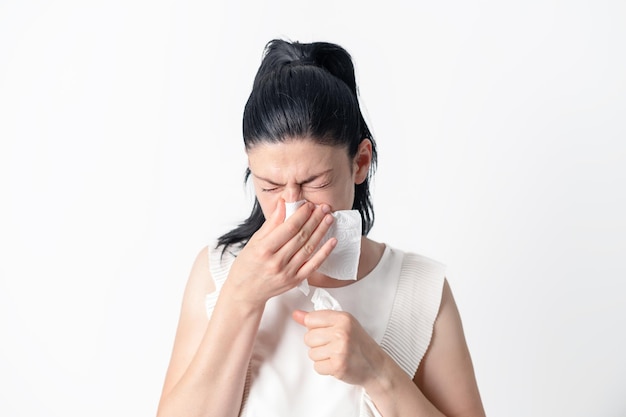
(306, 182, 330, 189)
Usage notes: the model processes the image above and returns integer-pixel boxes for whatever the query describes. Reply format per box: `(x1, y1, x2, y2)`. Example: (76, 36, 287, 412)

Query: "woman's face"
(247, 138, 372, 217)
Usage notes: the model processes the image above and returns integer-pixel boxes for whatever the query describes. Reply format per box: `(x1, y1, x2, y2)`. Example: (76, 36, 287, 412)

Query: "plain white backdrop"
(1, 1, 625, 416)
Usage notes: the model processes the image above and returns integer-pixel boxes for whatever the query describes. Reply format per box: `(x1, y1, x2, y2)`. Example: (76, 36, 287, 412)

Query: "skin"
(157, 138, 486, 417)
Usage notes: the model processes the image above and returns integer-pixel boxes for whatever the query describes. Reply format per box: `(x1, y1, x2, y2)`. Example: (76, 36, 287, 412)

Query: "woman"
(157, 39, 485, 417)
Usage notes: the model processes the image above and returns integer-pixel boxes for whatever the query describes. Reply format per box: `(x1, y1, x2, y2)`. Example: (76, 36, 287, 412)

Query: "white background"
(1, 1, 625, 416)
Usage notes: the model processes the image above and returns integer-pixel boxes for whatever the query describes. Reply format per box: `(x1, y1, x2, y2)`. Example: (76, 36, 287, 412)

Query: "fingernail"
(325, 214, 334, 224)
(321, 204, 331, 214)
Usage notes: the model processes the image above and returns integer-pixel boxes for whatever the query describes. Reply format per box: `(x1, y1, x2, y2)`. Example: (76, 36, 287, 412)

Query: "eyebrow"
(252, 169, 332, 186)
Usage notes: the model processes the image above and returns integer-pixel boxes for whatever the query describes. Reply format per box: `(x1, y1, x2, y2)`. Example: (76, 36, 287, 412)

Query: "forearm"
(157, 289, 264, 417)
(364, 353, 445, 417)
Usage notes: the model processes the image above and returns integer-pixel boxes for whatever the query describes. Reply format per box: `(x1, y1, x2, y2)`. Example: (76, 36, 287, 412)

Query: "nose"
(282, 185, 302, 203)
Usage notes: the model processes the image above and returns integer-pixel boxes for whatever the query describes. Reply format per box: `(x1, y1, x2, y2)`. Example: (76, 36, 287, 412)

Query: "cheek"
(254, 192, 277, 219)
(338, 186, 356, 210)
(304, 187, 354, 212)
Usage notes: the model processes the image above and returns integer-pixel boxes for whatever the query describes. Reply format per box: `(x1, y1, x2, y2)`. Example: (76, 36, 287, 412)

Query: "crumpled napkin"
(311, 287, 343, 311)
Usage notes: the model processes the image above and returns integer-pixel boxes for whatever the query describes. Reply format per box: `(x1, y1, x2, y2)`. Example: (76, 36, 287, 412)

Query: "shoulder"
(413, 278, 485, 415)
(182, 246, 216, 309)
(376, 244, 447, 315)
(400, 249, 446, 273)
(205, 242, 241, 288)
(376, 245, 446, 376)
(394, 247, 446, 299)
(188, 242, 242, 296)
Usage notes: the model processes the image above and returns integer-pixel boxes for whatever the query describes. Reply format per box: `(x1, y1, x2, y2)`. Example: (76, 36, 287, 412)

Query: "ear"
(353, 139, 372, 185)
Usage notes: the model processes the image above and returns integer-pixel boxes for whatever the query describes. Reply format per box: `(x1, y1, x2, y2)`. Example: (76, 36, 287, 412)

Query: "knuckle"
(333, 335, 351, 356)
(336, 312, 352, 328)
(258, 246, 272, 259)
(302, 242, 316, 257)
(296, 227, 309, 243)
(334, 328, 348, 341)
(266, 259, 282, 275)
(285, 222, 300, 236)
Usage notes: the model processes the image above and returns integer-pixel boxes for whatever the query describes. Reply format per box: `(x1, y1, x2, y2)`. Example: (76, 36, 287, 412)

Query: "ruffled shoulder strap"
(380, 251, 446, 376)
(359, 251, 446, 417)
(205, 243, 239, 318)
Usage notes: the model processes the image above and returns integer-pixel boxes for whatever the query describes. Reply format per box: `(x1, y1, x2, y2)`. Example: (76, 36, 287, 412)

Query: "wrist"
(362, 351, 403, 400)
(219, 280, 267, 316)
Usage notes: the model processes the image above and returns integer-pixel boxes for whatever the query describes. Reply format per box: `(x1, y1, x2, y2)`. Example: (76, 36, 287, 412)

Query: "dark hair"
(218, 39, 377, 250)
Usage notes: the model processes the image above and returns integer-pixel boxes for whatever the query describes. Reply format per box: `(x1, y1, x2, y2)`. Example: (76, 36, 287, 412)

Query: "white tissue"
(311, 288, 343, 311)
(284, 200, 362, 281)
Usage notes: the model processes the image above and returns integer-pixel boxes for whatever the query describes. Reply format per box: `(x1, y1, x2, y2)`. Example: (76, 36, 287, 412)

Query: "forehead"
(247, 139, 350, 176)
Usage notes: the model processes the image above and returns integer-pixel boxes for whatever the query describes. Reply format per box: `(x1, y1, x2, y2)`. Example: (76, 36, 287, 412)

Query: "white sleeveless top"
(206, 244, 445, 417)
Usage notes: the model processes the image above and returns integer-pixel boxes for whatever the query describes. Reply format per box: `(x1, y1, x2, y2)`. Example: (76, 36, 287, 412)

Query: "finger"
(303, 327, 333, 348)
(286, 205, 335, 266)
(262, 201, 315, 252)
(295, 236, 337, 279)
(312, 358, 334, 376)
(254, 198, 287, 239)
(308, 345, 332, 362)
(270, 203, 332, 262)
(303, 309, 348, 329)
(292, 309, 308, 326)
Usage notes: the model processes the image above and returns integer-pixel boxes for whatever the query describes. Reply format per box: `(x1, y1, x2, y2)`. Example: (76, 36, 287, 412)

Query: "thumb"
(292, 309, 309, 326)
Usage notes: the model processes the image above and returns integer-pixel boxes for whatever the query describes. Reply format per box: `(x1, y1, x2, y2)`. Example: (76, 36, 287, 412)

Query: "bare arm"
(156, 246, 264, 417)
(412, 279, 485, 416)
(367, 279, 486, 416)
(157, 201, 337, 417)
